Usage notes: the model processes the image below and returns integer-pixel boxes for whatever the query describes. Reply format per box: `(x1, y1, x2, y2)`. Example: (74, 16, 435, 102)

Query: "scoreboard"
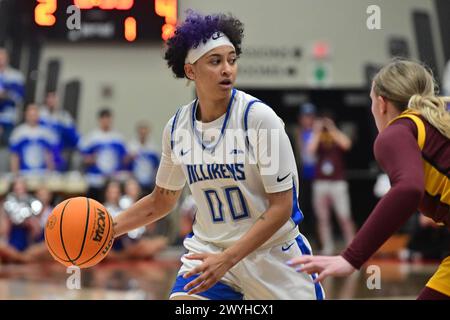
(29, 0, 178, 42)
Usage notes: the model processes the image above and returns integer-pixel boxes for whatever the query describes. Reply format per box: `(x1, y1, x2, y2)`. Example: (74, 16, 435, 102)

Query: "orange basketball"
(45, 197, 114, 268)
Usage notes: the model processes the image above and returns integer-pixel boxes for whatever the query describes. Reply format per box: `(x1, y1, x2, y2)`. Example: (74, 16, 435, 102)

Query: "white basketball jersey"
(156, 89, 303, 248)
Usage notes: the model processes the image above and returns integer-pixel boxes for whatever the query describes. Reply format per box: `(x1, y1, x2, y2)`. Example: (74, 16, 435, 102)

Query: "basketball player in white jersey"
(112, 11, 324, 300)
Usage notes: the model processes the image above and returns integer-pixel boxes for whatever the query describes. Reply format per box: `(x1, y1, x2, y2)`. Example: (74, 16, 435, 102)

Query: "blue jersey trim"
(243, 99, 261, 132)
(171, 274, 243, 300)
(243, 99, 261, 153)
(295, 235, 324, 300)
(191, 88, 236, 151)
(170, 107, 183, 151)
(291, 179, 304, 226)
(186, 232, 194, 239)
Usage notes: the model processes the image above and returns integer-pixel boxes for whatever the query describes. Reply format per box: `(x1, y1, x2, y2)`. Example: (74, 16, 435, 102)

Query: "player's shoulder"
(382, 116, 419, 143)
(236, 89, 274, 112)
(233, 89, 272, 116)
(234, 89, 265, 109)
(390, 115, 421, 131)
(237, 91, 283, 129)
(375, 118, 420, 157)
(163, 99, 198, 137)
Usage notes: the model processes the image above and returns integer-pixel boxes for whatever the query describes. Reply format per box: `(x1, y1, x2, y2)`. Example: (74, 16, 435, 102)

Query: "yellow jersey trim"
(388, 111, 426, 150)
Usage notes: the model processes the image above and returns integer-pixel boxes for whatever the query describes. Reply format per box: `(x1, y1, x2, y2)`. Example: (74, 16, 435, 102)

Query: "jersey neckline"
(191, 88, 237, 150)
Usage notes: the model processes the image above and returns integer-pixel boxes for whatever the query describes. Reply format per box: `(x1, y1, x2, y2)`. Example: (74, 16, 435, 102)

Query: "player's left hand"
(182, 252, 235, 295)
(287, 255, 356, 283)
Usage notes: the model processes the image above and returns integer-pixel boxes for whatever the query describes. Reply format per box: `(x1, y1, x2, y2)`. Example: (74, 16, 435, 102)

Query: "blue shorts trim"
(171, 275, 243, 300)
(295, 235, 325, 300)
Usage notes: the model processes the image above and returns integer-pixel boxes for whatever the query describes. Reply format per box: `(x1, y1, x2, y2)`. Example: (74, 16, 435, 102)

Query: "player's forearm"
(342, 184, 421, 269)
(112, 191, 172, 237)
(223, 196, 292, 265)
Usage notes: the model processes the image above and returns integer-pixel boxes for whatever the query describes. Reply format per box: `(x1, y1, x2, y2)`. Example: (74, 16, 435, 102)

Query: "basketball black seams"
(46, 201, 71, 262)
(71, 197, 91, 262)
(45, 233, 71, 263)
(59, 199, 76, 264)
(77, 206, 112, 267)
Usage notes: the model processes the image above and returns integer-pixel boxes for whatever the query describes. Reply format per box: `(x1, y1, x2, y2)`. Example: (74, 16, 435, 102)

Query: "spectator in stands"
(294, 102, 318, 237)
(34, 187, 54, 236)
(104, 179, 124, 220)
(121, 177, 172, 241)
(296, 103, 317, 181)
(0, 176, 49, 263)
(0, 48, 25, 146)
(128, 121, 160, 194)
(104, 179, 167, 260)
(39, 91, 80, 171)
(9, 104, 57, 175)
(119, 177, 144, 210)
(78, 108, 128, 202)
(174, 195, 197, 246)
(121, 177, 169, 243)
(308, 110, 356, 254)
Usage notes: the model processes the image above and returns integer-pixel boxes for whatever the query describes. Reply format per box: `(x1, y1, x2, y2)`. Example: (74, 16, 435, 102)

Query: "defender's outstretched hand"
(287, 255, 356, 283)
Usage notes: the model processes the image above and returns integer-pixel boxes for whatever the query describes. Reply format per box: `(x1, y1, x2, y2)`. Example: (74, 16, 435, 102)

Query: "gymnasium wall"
(37, 0, 445, 144)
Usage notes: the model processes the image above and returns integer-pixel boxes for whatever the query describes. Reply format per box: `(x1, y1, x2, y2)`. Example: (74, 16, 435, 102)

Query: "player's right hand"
(286, 255, 356, 283)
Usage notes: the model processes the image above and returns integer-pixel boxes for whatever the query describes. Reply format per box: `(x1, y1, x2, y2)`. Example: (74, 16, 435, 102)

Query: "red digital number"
(35, 0, 57, 26)
(124, 17, 137, 42)
(73, 0, 94, 9)
(116, 0, 133, 10)
(155, 0, 177, 40)
(74, 0, 133, 10)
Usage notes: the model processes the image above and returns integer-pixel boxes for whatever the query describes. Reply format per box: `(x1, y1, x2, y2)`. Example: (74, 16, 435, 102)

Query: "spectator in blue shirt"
(294, 103, 318, 240)
(0, 48, 25, 146)
(296, 103, 317, 181)
(128, 121, 160, 194)
(39, 91, 80, 171)
(78, 108, 129, 201)
(9, 104, 57, 175)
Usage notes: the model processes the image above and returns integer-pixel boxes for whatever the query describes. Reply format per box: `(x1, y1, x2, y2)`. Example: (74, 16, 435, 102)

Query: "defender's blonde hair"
(373, 59, 450, 139)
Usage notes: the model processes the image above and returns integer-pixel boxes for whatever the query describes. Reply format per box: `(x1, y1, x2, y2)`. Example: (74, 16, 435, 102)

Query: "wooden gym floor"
(0, 246, 439, 300)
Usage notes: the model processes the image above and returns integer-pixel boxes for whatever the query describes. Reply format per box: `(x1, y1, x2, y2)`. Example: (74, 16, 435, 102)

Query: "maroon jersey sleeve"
(341, 120, 425, 269)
